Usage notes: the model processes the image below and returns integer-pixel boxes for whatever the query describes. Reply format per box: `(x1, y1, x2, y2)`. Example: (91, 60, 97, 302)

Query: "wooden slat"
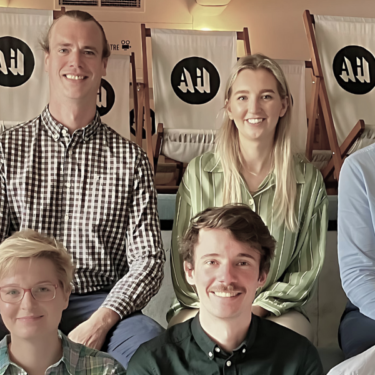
(303, 10, 323, 77)
(237, 28, 251, 55)
(141, 24, 154, 169)
(53, 7, 65, 20)
(130, 52, 139, 145)
(306, 77, 320, 160)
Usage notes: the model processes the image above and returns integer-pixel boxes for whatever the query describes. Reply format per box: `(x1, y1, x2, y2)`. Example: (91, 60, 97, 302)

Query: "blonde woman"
(169, 54, 328, 340)
(0, 230, 126, 375)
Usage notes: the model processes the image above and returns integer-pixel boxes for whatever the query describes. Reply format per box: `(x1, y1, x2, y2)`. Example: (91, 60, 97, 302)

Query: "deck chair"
(141, 25, 250, 192)
(0, 7, 53, 124)
(303, 10, 375, 182)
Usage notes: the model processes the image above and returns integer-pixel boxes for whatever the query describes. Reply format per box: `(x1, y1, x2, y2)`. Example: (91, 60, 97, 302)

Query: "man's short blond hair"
(0, 230, 75, 293)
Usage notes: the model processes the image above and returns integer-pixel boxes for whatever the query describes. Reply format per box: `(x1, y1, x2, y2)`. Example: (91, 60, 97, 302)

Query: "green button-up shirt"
(127, 314, 324, 375)
(169, 152, 328, 320)
(0, 331, 126, 375)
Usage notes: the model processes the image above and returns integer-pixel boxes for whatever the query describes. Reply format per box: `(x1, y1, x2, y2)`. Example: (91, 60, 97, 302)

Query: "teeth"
(214, 292, 239, 298)
(66, 75, 85, 80)
(247, 118, 263, 124)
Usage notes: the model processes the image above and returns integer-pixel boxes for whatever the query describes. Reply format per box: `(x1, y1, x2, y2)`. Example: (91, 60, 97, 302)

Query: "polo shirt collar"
(41, 105, 101, 143)
(191, 314, 258, 361)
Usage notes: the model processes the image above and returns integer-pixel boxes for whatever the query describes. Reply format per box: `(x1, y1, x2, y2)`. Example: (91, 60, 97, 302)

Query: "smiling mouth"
(64, 74, 87, 80)
(212, 291, 241, 298)
(17, 315, 43, 321)
(247, 118, 264, 124)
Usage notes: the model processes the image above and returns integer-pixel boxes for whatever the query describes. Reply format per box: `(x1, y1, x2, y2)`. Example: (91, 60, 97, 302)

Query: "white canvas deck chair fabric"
(303, 10, 375, 181)
(141, 25, 251, 173)
(98, 54, 135, 140)
(0, 8, 52, 124)
(276, 59, 308, 155)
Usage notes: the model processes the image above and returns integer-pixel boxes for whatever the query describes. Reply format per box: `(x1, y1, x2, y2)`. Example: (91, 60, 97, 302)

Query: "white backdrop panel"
(0, 8, 52, 123)
(277, 60, 307, 154)
(315, 15, 375, 145)
(151, 29, 237, 131)
(98, 54, 130, 140)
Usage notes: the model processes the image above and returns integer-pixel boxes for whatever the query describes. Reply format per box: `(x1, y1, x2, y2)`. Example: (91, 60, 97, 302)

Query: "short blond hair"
(0, 230, 75, 293)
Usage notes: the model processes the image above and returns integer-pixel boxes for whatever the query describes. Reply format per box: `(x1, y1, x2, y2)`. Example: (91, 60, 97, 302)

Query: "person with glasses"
(0, 229, 126, 375)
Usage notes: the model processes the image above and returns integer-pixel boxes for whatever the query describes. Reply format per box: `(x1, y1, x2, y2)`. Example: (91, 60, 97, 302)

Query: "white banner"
(151, 28, 237, 131)
(0, 8, 52, 123)
(277, 59, 307, 154)
(315, 15, 375, 145)
(97, 54, 130, 140)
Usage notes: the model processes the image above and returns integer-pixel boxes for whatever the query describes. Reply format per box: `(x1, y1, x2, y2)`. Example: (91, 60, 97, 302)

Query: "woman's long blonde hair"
(216, 54, 297, 232)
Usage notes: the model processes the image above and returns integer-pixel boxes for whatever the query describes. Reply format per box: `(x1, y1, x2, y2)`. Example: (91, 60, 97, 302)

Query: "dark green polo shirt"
(127, 315, 323, 375)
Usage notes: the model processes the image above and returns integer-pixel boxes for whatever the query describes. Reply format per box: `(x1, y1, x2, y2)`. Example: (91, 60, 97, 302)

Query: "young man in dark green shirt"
(127, 204, 323, 375)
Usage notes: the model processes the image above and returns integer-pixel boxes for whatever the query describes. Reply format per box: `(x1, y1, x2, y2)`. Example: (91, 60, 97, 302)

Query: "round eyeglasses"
(0, 283, 58, 303)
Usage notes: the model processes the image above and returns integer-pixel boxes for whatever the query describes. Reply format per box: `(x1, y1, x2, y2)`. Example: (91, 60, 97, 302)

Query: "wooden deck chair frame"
(303, 9, 365, 182)
(54, 8, 139, 147)
(141, 25, 251, 192)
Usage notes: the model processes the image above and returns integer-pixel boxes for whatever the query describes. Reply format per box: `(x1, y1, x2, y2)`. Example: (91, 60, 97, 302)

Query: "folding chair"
(303, 10, 374, 183)
(141, 25, 250, 192)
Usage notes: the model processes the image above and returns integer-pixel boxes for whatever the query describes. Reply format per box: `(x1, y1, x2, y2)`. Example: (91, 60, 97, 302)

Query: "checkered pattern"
(0, 331, 127, 374)
(0, 106, 165, 318)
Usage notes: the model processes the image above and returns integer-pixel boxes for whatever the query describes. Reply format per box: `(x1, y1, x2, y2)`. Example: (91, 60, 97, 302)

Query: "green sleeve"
(254, 169, 328, 315)
(168, 165, 200, 321)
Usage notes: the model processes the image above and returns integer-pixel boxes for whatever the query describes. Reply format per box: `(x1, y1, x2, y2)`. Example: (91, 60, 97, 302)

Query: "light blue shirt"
(338, 143, 375, 320)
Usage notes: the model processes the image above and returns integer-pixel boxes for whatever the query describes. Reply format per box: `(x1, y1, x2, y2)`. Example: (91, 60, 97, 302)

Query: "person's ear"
(184, 261, 195, 286)
(279, 96, 289, 118)
(225, 99, 234, 120)
(44, 51, 50, 73)
(101, 57, 108, 77)
(257, 271, 267, 288)
(62, 287, 71, 310)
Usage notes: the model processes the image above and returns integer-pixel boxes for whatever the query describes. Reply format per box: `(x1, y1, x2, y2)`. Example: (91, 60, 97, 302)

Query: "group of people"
(0, 8, 372, 375)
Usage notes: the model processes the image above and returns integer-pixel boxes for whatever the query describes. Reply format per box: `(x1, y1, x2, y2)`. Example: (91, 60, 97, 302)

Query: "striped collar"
(202, 152, 306, 184)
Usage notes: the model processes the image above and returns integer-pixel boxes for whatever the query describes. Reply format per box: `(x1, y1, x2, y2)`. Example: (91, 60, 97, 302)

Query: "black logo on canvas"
(129, 108, 156, 138)
(333, 46, 375, 95)
(97, 79, 115, 116)
(171, 57, 220, 105)
(0, 37, 35, 87)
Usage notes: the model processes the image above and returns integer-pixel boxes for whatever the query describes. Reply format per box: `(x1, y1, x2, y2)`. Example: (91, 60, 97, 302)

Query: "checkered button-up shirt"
(0, 331, 127, 374)
(0, 106, 165, 318)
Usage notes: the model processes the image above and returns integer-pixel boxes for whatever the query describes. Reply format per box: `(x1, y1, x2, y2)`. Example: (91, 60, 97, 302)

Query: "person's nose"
(20, 290, 37, 309)
(69, 49, 83, 69)
(247, 95, 262, 114)
(218, 262, 237, 284)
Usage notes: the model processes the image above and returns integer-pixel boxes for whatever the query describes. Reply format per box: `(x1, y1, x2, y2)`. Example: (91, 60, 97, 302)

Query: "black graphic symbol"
(171, 57, 220, 105)
(122, 40, 131, 51)
(0, 36, 35, 88)
(333, 45, 375, 95)
(97, 79, 115, 116)
(129, 108, 156, 138)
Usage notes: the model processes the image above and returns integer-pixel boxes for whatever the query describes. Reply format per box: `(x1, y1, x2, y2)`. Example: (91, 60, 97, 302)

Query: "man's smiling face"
(184, 228, 267, 322)
(44, 16, 107, 107)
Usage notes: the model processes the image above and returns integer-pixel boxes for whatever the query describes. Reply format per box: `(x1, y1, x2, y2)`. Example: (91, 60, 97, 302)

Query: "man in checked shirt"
(0, 10, 165, 368)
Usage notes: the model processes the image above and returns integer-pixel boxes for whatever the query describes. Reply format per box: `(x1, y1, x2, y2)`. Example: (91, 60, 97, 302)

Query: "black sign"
(171, 57, 220, 105)
(97, 78, 115, 116)
(333, 45, 375, 95)
(130, 108, 156, 138)
(0, 36, 35, 87)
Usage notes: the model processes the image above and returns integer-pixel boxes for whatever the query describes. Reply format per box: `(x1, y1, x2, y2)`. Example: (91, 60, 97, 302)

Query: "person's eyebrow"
(237, 253, 257, 261)
(200, 253, 220, 259)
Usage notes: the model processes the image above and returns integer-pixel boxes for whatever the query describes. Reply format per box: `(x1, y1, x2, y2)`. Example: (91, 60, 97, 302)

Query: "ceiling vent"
(57, 0, 143, 10)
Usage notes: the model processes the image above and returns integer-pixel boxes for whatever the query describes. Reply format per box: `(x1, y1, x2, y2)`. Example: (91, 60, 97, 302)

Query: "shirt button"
(215, 347, 220, 353)
(64, 214, 69, 222)
(62, 129, 68, 135)
(242, 348, 246, 353)
(249, 198, 254, 206)
(208, 352, 213, 358)
(226, 361, 232, 367)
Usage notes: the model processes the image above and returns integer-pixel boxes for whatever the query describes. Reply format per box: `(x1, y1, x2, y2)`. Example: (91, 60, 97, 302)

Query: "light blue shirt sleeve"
(338, 146, 375, 320)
